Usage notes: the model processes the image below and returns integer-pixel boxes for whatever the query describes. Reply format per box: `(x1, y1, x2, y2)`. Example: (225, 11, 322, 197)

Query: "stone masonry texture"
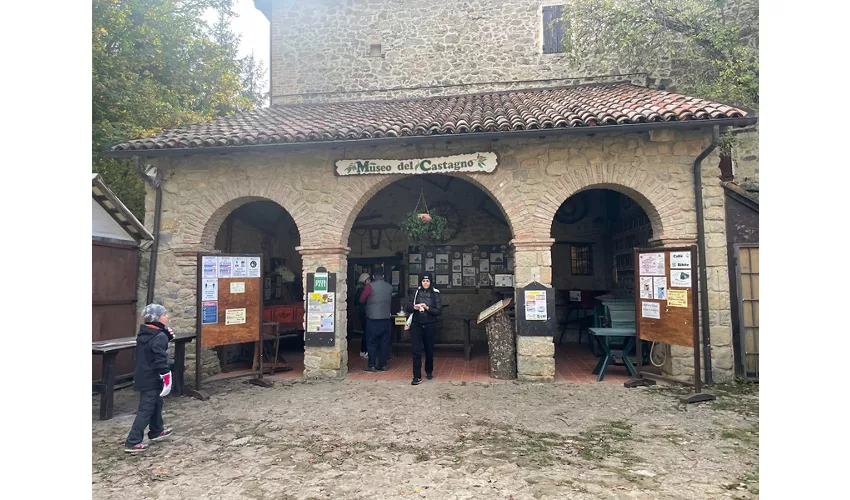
(138, 128, 738, 382)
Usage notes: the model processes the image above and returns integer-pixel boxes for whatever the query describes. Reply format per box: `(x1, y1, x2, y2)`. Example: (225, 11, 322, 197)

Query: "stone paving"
(92, 377, 758, 499)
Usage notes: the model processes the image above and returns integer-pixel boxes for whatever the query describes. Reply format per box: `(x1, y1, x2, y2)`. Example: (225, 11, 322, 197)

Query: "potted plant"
(399, 210, 448, 245)
(717, 130, 735, 181)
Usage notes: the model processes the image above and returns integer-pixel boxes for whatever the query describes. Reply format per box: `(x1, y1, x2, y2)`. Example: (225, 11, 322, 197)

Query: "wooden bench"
(92, 332, 195, 420)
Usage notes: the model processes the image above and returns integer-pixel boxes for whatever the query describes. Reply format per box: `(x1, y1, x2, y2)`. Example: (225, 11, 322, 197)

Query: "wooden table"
(92, 333, 195, 420)
(588, 327, 638, 382)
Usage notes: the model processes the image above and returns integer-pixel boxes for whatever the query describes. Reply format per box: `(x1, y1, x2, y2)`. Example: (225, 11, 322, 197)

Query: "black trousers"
(411, 321, 436, 379)
(126, 389, 164, 446)
(366, 318, 390, 368)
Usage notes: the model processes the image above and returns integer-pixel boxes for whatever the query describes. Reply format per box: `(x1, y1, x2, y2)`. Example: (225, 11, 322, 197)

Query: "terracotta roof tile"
(110, 82, 752, 152)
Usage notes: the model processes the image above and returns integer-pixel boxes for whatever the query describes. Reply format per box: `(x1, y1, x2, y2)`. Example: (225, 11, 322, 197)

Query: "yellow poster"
(667, 289, 688, 308)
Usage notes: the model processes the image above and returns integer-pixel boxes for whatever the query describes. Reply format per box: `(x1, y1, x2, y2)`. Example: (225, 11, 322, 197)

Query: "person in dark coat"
(360, 267, 394, 371)
(354, 273, 370, 358)
(407, 273, 443, 385)
(124, 303, 175, 453)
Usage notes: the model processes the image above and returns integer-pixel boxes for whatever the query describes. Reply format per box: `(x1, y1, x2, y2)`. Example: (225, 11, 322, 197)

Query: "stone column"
(511, 238, 556, 382)
(297, 245, 350, 380)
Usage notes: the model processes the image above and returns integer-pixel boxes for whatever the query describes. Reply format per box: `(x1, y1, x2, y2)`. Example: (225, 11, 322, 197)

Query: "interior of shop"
(550, 189, 662, 380)
(211, 200, 304, 377)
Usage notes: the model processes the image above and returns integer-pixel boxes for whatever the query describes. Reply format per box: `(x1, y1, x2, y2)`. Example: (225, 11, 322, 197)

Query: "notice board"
(634, 246, 697, 348)
(196, 253, 263, 349)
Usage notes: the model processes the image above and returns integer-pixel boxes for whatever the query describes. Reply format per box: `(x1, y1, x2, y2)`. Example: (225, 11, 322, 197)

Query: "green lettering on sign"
(314, 273, 328, 292)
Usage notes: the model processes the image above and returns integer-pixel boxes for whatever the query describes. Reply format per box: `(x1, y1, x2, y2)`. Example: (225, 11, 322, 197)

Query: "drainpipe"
(134, 156, 164, 305)
(693, 125, 720, 385)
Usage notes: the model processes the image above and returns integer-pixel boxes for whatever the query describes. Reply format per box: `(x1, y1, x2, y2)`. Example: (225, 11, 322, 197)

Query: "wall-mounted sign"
(225, 308, 247, 325)
(230, 282, 245, 294)
(336, 152, 498, 176)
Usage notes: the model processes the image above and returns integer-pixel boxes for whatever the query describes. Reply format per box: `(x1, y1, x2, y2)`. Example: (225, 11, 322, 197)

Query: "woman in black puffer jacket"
(407, 273, 443, 385)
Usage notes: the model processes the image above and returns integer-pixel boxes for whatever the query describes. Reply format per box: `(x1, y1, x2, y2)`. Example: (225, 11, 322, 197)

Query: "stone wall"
(140, 128, 737, 382)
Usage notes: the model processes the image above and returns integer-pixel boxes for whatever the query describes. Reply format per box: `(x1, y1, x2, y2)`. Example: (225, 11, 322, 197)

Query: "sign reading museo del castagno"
(335, 152, 497, 176)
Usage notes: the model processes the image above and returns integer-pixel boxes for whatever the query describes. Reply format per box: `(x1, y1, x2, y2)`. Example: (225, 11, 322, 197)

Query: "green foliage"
(398, 211, 449, 245)
(561, 0, 758, 110)
(92, 0, 269, 219)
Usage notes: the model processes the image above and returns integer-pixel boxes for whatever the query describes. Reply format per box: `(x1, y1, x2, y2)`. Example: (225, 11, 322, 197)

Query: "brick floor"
(209, 338, 638, 385)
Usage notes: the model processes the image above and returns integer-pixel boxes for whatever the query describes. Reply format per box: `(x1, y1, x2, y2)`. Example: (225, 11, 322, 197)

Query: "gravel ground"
(92, 378, 758, 499)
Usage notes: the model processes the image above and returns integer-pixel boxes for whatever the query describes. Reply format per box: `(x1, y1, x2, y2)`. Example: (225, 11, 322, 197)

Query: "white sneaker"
(360, 352, 368, 358)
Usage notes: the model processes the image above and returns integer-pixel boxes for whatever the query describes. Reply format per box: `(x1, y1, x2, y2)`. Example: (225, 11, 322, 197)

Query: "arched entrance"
(205, 199, 304, 380)
(342, 174, 515, 381)
(549, 188, 662, 382)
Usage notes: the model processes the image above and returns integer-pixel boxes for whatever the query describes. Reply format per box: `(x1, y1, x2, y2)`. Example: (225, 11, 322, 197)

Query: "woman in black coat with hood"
(407, 273, 442, 385)
(124, 303, 175, 453)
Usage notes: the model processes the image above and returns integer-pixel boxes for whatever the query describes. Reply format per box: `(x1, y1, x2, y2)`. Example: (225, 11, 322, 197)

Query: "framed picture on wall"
(408, 263, 422, 274)
(452, 274, 462, 286)
(436, 275, 449, 285)
(479, 273, 492, 286)
(463, 253, 473, 266)
(425, 258, 435, 272)
(490, 252, 504, 263)
(479, 259, 490, 272)
(436, 254, 449, 264)
(452, 260, 462, 273)
(436, 263, 450, 274)
(494, 274, 514, 287)
(463, 266, 476, 277)
(408, 274, 419, 288)
(462, 276, 476, 287)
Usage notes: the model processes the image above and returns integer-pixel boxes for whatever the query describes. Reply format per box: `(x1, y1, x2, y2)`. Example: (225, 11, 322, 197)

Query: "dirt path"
(92, 379, 758, 499)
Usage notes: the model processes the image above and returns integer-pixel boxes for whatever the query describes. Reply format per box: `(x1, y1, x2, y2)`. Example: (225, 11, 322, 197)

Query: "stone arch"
(537, 164, 683, 241)
(181, 179, 312, 250)
(331, 172, 533, 247)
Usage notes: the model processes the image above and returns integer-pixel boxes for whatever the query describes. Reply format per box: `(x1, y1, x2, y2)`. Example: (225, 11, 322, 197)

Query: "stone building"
(107, 0, 758, 384)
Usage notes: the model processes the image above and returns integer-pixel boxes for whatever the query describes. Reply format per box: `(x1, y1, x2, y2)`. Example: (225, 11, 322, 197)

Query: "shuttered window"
(542, 5, 567, 54)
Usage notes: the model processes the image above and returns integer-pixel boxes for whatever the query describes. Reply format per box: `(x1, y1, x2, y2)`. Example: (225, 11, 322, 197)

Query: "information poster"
(653, 277, 668, 300)
(217, 257, 232, 278)
(232, 257, 248, 277)
(569, 290, 581, 302)
(202, 256, 218, 279)
(639, 253, 666, 276)
(225, 308, 247, 325)
(639, 277, 653, 299)
(201, 301, 218, 324)
(641, 301, 661, 319)
(230, 281, 245, 294)
(201, 279, 218, 301)
(247, 257, 262, 277)
(670, 252, 692, 269)
(670, 270, 693, 288)
(524, 290, 548, 321)
(667, 289, 688, 307)
(307, 292, 335, 333)
(391, 270, 400, 286)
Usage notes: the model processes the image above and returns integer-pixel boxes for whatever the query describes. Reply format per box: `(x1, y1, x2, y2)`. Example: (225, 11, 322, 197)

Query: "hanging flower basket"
(399, 210, 448, 245)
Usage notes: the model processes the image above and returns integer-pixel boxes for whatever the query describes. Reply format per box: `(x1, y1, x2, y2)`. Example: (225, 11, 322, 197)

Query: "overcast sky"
(205, 0, 270, 74)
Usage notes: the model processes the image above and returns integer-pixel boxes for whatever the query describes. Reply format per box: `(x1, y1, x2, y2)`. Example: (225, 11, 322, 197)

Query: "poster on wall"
(201, 301, 218, 324)
(247, 257, 262, 277)
(641, 301, 661, 319)
(670, 270, 693, 287)
(463, 266, 476, 277)
(217, 257, 232, 278)
(479, 259, 490, 272)
(202, 256, 218, 279)
(232, 257, 248, 277)
(409, 253, 422, 264)
(452, 274, 462, 286)
(436, 254, 449, 264)
(638, 253, 666, 276)
(463, 253, 473, 266)
(653, 277, 668, 300)
(452, 260, 462, 273)
(667, 289, 688, 307)
(670, 251, 692, 269)
(639, 277, 653, 299)
(409, 274, 420, 288)
(225, 308, 247, 325)
(425, 258, 435, 272)
(391, 270, 400, 286)
(230, 282, 245, 294)
(524, 290, 548, 321)
(436, 275, 449, 285)
(307, 292, 335, 332)
(201, 279, 218, 301)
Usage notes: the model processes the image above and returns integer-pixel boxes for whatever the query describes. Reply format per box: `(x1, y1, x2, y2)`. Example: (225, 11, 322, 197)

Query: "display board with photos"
(407, 244, 514, 290)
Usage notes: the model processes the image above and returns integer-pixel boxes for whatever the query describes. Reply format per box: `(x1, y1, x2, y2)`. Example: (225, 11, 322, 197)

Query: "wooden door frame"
(732, 243, 759, 379)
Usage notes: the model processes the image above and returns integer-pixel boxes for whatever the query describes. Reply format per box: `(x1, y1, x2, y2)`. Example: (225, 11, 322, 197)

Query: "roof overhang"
(103, 116, 757, 159)
(722, 181, 759, 213)
(92, 173, 154, 242)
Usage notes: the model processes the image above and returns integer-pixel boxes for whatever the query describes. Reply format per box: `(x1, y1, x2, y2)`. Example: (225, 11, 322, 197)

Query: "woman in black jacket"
(124, 303, 175, 453)
(407, 273, 442, 385)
